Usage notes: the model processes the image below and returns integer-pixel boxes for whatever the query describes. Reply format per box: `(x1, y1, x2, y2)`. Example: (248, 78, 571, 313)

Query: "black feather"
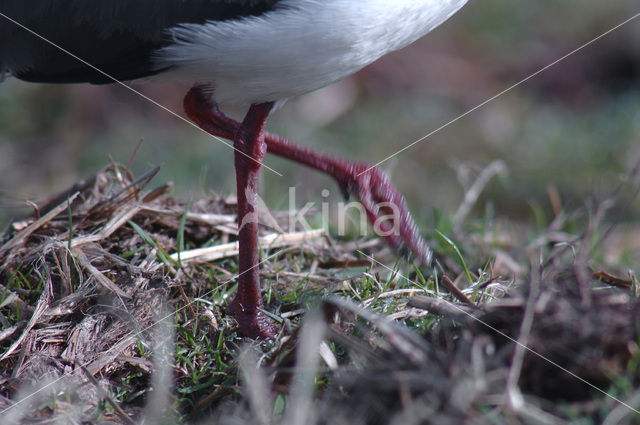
(0, 0, 282, 83)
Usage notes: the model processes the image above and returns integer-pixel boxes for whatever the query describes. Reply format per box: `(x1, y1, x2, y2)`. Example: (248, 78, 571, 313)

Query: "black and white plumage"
(0, 1, 282, 83)
(1, 0, 468, 103)
(0, 0, 469, 338)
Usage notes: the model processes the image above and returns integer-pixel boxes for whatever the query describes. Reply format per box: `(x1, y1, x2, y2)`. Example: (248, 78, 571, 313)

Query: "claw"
(334, 161, 433, 265)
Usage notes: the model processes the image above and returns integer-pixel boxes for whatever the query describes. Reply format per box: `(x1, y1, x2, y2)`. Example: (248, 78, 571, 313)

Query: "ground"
(0, 163, 639, 424)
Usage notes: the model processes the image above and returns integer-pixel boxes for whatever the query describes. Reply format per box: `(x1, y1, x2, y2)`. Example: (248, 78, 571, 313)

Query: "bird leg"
(262, 135, 432, 265)
(184, 87, 431, 337)
(226, 100, 278, 338)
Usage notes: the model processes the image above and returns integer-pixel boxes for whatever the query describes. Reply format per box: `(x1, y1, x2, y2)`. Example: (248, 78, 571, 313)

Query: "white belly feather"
(155, 0, 468, 105)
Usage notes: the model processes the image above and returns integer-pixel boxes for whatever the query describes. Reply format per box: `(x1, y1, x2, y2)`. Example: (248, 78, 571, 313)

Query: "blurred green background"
(1, 0, 639, 251)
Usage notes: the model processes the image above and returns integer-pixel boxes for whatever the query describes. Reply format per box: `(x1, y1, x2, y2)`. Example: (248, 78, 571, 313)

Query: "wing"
(0, 0, 283, 83)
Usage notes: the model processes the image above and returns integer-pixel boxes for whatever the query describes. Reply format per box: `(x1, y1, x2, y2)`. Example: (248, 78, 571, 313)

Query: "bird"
(0, 0, 469, 338)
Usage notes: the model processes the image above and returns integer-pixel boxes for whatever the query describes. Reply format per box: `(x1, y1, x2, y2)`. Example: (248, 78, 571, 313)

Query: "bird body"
(0, 0, 470, 338)
(1, 0, 468, 103)
(157, 0, 469, 104)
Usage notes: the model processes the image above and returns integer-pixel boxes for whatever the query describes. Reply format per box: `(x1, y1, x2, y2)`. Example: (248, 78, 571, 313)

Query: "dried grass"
(0, 161, 639, 424)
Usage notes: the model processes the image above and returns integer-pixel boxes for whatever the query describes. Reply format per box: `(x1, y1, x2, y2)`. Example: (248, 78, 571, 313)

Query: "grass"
(1, 160, 638, 423)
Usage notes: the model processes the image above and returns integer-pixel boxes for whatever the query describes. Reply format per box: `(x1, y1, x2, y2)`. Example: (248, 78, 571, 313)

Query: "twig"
(170, 229, 325, 264)
(408, 295, 475, 321)
(0, 192, 80, 258)
(79, 364, 136, 425)
(453, 160, 507, 231)
(435, 260, 475, 305)
(75, 250, 131, 299)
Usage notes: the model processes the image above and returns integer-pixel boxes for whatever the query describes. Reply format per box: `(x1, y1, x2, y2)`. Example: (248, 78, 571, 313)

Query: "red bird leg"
(229, 101, 278, 338)
(184, 87, 432, 266)
(186, 88, 277, 337)
(265, 135, 432, 265)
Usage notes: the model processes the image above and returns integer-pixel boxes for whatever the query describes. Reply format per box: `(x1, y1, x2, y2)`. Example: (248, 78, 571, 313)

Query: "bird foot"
(329, 161, 433, 265)
(227, 299, 278, 339)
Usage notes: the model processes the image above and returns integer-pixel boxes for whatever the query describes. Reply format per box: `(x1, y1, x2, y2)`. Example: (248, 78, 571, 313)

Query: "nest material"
(0, 162, 639, 424)
(0, 163, 350, 420)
